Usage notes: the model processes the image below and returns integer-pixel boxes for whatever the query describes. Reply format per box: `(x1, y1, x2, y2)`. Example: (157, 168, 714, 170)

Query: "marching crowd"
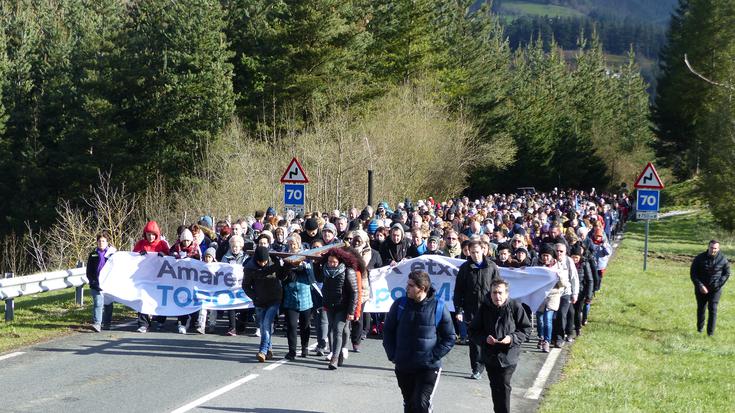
(86, 189, 630, 412)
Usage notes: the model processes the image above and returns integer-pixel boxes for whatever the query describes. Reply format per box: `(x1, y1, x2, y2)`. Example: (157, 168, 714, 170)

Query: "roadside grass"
(0, 288, 136, 353)
(660, 177, 704, 212)
(539, 211, 735, 413)
(501, 1, 585, 18)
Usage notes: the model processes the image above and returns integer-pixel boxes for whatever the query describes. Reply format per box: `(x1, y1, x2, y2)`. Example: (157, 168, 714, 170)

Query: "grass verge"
(539, 211, 734, 413)
(0, 288, 136, 353)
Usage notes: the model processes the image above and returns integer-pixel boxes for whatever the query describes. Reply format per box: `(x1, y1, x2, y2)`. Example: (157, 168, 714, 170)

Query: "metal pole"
(367, 169, 374, 207)
(643, 219, 650, 271)
(4, 272, 14, 322)
(75, 261, 84, 306)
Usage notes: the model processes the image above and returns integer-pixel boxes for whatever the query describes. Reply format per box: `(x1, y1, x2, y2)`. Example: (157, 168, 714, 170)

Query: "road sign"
(284, 183, 305, 207)
(280, 157, 309, 184)
(636, 189, 660, 212)
(634, 162, 664, 189)
(637, 211, 658, 220)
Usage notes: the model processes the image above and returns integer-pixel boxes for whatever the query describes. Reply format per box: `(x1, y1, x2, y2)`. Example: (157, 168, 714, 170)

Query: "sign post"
(634, 162, 664, 271)
(280, 157, 309, 215)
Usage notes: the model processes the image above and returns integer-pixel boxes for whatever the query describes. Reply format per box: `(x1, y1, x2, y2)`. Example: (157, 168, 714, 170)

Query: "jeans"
(695, 287, 722, 335)
(395, 367, 442, 413)
(536, 310, 554, 342)
(326, 308, 348, 360)
(313, 307, 329, 349)
(553, 295, 571, 343)
(255, 304, 280, 354)
(90, 289, 113, 327)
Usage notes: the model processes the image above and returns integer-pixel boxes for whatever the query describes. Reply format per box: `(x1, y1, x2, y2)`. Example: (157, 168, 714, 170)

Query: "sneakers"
(314, 347, 325, 356)
(256, 352, 266, 362)
(196, 327, 205, 335)
(537, 339, 544, 350)
(564, 336, 575, 343)
(136, 326, 148, 333)
(328, 361, 338, 370)
(469, 371, 482, 380)
(91, 324, 101, 333)
(324, 352, 333, 361)
(352, 344, 361, 353)
(266, 350, 274, 360)
(341, 347, 349, 360)
(226, 329, 237, 336)
(542, 341, 550, 353)
(255, 328, 261, 337)
(178, 325, 187, 334)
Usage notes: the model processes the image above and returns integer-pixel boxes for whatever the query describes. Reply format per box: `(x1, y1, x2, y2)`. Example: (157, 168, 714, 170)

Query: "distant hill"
(492, 0, 678, 24)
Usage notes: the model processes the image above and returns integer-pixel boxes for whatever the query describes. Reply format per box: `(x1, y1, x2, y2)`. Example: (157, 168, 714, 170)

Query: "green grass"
(0, 288, 136, 353)
(501, 1, 585, 19)
(660, 177, 704, 212)
(539, 211, 735, 413)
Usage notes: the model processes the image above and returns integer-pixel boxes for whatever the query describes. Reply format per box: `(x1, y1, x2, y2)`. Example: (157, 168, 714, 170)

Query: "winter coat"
(133, 221, 170, 254)
(86, 246, 118, 291)
(169, 241, 201, 260)
(691, 251, 731, 291)
(453, 257, 500, 322)
(382, 287, 456, 372)
(592, 240, 612, 271)
(243, 257, 283, 308)
(282, 261, 315, 312)
(221, 250, 246, 265)
(469, 296, 531, 368)
(322, 264, 358, 316)
(576, 259, 594, 301)
(379, 236, 411, 264)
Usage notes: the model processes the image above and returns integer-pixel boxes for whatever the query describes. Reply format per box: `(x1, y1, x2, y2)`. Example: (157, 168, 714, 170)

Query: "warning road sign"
(634, 162, 664, 189)
(280, 157, 309, 184)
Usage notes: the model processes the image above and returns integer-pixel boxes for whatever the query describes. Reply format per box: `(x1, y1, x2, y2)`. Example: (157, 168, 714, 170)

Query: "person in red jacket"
(133, 221, 170, 333)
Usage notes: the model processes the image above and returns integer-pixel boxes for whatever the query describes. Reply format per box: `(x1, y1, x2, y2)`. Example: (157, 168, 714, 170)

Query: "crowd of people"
(86, 189, 631, 412)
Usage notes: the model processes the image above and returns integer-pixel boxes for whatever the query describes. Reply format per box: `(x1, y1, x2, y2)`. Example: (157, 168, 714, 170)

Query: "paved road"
(2, 318, 565, 413)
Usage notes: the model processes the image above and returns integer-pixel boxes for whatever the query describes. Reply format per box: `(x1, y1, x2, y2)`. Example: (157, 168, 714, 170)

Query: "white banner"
(364, 256, 559, 313)
(99, 252, 251, 316)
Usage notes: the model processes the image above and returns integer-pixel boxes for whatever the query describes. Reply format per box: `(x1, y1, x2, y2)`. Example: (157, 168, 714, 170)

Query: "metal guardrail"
(1, 267, 88, 322)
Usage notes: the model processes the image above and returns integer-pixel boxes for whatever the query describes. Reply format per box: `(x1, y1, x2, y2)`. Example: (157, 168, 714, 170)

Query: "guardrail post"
(4, 272, 14, 322)
(75, 261, 84, 306)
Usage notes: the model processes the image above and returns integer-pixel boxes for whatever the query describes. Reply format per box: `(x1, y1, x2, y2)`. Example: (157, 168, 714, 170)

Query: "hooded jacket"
(86, 246, 118, 291)
(453, 257, 500, 322)
(379, 226, 411, 263)
(133, 221, 170, 254)
(469, 295, 531, 368)
(243, 257, 284, 307)
(382, 287, 456, 372)
(691, 251, 731, 291)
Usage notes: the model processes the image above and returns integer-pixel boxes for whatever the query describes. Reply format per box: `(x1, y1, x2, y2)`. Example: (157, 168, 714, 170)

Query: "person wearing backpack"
(382, 270, 456, 413)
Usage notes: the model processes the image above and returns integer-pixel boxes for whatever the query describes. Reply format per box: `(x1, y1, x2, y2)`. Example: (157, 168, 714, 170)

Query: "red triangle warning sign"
(634, 162, 664, 189)
(280, 157, 309, 184)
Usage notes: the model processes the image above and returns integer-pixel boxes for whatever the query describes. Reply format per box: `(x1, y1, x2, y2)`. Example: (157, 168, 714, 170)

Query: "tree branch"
(684, 53, 735, 91)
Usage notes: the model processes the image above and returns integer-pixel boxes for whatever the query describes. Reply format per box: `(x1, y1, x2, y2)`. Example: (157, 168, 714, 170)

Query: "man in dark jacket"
(690, 240, 730, 336)
(383, 270, 455, 413)
(243, 246, 284, 362)
(453, 240, 500, 380)
(469, 278, 531, 413)
(380, 224, 411, 265)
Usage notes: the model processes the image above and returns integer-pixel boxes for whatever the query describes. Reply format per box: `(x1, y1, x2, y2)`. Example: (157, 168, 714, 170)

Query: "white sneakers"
(178, 325, 187, 334)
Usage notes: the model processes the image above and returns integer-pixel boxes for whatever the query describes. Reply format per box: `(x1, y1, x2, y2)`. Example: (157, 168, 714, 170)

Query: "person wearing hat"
(300, 218, 322, 246)
(256, 230, 274, 249)
(253, 211, 265, 232)
(243, 246, 284, 362)
(322, 223, 340, 245)
(424, 235, 445, 256)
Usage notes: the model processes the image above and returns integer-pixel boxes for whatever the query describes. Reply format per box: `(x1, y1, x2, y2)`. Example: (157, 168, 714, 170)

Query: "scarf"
(323, 263, 346, 279)
(96, 247, 108, 275)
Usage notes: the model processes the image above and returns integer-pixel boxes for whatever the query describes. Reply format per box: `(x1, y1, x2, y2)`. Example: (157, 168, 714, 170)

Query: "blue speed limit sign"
(284, 184, 305, 206)
(637, 189, 660, 212)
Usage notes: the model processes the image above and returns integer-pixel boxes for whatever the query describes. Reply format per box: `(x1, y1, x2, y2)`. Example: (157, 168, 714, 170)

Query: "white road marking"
(170, 374, 259, 413)
(523, 348, 562, 400)
(0, 352, 25, 361)
(263, 358, 289, 371)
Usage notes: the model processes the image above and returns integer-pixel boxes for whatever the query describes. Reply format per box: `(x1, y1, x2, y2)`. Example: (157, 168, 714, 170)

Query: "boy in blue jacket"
(383, 270, 456, 413)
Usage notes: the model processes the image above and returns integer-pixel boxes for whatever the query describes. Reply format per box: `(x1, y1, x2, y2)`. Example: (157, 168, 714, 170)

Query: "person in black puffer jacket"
(243, 246, 284, 362)
(321, 248, 359, 370)
(382, 270, 455, 413)
(690, 239, 731, 336)
(469, 278, 531, 413)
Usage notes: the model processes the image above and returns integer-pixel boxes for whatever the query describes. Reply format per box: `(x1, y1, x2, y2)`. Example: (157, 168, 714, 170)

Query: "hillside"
(493, 0, 678, 23)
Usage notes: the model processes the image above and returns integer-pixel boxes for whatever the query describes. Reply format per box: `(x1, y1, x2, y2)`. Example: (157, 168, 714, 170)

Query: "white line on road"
(523, 348, 562, 400)
(170, 374, 259, 413)
(263, 359, 289, 371)
(0, 352, 25, 361)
